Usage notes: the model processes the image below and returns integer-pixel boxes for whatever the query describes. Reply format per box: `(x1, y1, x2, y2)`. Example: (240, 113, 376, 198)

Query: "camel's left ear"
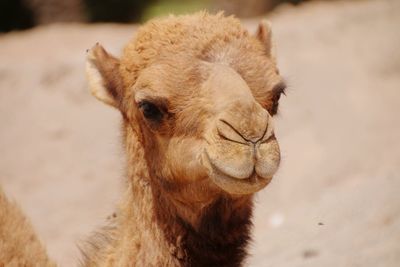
(86, 43, 123, 109)
(255, 20, 276, 61)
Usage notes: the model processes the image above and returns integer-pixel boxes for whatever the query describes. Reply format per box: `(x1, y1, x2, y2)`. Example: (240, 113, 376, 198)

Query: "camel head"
(86, 13, 285, 205)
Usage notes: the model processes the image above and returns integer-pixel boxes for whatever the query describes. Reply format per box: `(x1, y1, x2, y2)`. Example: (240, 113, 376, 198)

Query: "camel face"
(200, 63, 280, 194)
(129, 59, 281, 196)
(86, 13, 285, 198)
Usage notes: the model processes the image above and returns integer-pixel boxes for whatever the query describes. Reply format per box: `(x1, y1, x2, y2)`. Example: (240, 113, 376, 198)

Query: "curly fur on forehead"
(120, 12, 268, 87)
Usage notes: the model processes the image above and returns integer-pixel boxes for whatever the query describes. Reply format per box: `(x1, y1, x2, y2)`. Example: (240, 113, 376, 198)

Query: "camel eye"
(138, 100, 163, 122)
(268, 82, 286, 116)
(273, 92, 281, 102)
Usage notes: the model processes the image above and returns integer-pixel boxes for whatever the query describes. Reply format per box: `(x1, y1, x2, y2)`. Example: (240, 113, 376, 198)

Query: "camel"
(0, 12, 285, 267)
(0, 187, 55, 266)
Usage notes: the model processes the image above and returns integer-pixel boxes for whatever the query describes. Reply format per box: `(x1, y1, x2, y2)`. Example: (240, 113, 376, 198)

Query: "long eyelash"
(263, 81, 287, 116)
(272, 81, 287, 96)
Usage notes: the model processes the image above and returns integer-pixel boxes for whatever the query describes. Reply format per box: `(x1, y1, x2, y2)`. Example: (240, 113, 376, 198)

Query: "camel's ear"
(86, 43, 123, 108)
(255, 20, 276, 60)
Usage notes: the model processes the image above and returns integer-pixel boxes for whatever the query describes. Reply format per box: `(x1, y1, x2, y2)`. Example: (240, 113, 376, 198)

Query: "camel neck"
(124, 124, 254, 266)
(151, 183, 254, 267)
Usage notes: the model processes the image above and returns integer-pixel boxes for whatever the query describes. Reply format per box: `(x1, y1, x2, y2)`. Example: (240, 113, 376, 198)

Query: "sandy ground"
(0, 0, 399, 266)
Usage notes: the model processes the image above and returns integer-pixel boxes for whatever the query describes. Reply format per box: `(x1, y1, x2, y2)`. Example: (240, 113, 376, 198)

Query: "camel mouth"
(202, 151, 272, 195)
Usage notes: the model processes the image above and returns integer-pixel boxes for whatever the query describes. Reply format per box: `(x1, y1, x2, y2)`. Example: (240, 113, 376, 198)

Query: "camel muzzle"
(202, 113, 280, 195)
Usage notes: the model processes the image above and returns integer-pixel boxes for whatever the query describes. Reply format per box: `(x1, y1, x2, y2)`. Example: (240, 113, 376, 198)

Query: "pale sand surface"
(0, 0, 399, 266)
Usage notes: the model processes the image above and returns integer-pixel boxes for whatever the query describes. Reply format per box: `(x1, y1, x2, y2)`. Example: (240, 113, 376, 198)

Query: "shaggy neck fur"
(152, 185, 253, 267)
(95, 120, 254, 267)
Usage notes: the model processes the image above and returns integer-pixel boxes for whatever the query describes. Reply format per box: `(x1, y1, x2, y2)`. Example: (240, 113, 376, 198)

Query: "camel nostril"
(218, 118, 270, 145)
(217, 119, 249, 145)
(260, 133, 275, 144)
(217, 129, 247, 145)
(255, 122, 269, 143)
(219, 119, 248, 141)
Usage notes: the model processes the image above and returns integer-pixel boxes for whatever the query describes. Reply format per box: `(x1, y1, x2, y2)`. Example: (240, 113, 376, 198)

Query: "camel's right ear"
(86, 43, 123, 108)
(255, 20, 276, 61)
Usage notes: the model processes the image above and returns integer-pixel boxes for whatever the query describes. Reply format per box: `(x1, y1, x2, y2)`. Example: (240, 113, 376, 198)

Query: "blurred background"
(1, 0, 307, 32)
(0, 0, 399, 266)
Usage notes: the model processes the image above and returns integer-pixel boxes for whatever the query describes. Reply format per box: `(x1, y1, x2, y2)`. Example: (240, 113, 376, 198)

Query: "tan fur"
(81, 127, 182, 266)
(0, 12, 285, 267)
(0, 188, 55, 267)
(82, 12, 284, 266)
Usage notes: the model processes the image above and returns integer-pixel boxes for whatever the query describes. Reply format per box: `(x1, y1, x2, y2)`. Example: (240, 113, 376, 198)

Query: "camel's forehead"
(121, 13, 272, 75)
(122, 12, 280, 101)
(133, 53, 278, 105)
(130, 49, 279, 104)
(133, 58, 203, 95)
(123, 12, 247, 57)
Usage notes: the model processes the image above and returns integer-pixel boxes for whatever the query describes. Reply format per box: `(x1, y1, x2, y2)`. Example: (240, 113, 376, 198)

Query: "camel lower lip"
(211, 162, 270, 185)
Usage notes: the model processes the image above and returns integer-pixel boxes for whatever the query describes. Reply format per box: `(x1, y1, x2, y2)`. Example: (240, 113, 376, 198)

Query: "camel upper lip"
(202, 150, 272, 195)
(203, 150, 267, 183)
